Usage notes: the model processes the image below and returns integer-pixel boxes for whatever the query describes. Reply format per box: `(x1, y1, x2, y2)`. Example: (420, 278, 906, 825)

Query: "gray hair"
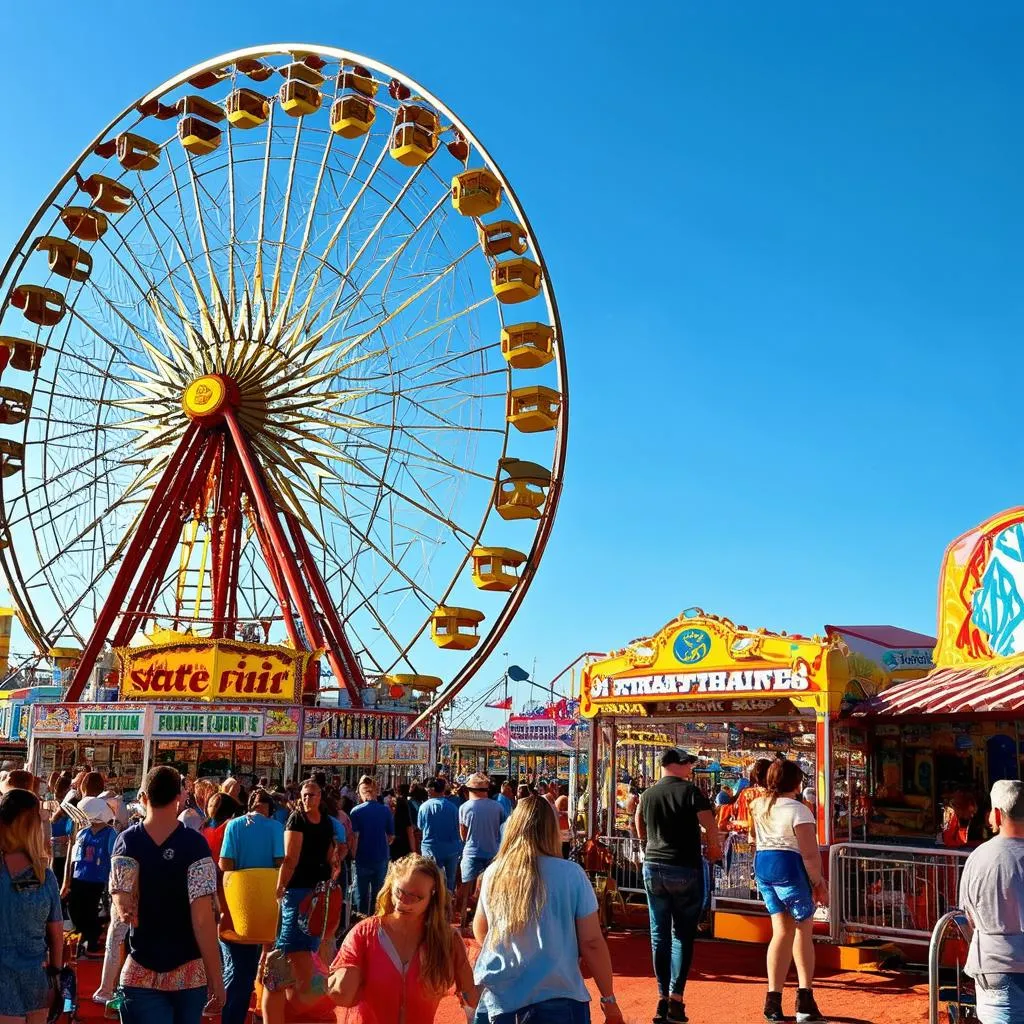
(990, 780, 1024, 821)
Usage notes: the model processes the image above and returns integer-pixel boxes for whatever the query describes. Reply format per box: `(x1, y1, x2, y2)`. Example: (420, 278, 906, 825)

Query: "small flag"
(486, 696, 513, 710)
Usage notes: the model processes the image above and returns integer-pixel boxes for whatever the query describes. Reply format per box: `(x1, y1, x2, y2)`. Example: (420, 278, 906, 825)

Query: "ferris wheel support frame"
(65, 409, 366, 705)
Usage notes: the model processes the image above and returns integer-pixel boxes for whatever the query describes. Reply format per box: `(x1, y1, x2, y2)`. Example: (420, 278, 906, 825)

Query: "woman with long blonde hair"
(328, 854, 476, 1022)
(0, 789, 65, 1024)
(472, 796, 623, 1024)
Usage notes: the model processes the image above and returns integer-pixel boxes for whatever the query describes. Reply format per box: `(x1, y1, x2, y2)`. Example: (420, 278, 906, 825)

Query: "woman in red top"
(200, 792, 241, 863)
(328, 854, 477, 1023)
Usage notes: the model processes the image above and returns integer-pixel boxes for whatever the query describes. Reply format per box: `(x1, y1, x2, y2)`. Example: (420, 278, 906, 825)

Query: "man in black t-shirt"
(637, 749, 722, 1024)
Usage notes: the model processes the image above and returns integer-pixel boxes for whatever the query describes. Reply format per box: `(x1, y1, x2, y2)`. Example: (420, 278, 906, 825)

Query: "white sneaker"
(92, 990, 114, 1005)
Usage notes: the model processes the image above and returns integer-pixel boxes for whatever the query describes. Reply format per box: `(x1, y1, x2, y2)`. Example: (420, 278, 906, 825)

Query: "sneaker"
(796, 988, 826, 1023)
(763, 990, 785, 1022)
(665, 1000, 688, 1023)
(653, 997, 669, 1023)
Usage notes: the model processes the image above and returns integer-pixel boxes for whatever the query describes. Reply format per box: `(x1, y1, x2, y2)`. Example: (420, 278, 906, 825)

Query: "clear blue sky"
(1, 3, 1022, 723)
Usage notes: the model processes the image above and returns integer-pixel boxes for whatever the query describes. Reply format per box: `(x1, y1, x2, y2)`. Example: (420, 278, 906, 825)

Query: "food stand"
(579, 609, 936, 945)
(440, 728, 509, 781)
(0, 685, 62, 766)
(300, 707, 432, 787)
(28, 635, 308, 792)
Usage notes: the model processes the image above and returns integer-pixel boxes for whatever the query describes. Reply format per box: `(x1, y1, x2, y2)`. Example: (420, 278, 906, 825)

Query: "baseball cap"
(661, 748, 699, 768)
(78, 796, 115, 824)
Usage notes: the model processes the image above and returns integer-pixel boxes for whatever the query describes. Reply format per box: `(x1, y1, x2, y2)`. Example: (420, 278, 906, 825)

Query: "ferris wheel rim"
(0, 43, 568, 707)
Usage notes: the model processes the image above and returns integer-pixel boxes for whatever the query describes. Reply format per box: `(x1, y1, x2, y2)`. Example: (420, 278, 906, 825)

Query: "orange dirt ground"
(74, 934, 931, 1024)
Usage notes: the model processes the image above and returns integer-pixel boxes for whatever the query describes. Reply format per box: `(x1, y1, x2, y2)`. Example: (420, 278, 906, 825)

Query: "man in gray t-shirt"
(959, 780, 1024, 1024)
(454, 773, 506, 930)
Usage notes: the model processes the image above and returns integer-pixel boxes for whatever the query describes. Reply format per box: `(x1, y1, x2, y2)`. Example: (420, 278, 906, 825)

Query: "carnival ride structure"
(0, 45, 566, 713)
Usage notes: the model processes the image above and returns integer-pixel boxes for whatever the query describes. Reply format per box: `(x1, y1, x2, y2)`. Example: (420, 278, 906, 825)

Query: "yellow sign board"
(580, 612, 849, 718)
(117, 637, 307, 703)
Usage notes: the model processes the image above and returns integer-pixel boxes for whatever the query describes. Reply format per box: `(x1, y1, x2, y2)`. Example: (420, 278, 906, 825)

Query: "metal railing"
(928, 909, 973, 1024)
(600, 835, 647, 894)
(711, 837, 763, 907)
(829, 842, 969, 947)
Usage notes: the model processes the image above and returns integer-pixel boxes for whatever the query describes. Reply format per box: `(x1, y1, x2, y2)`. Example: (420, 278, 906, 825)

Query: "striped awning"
(851, 662, 1024, 717)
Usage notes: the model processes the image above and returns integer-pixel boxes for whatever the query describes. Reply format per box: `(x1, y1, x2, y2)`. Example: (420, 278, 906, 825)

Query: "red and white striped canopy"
(852, 662, 1024, 717)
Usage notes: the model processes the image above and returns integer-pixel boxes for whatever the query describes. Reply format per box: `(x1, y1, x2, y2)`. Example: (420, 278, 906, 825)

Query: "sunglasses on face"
(393, 883, 432, 904)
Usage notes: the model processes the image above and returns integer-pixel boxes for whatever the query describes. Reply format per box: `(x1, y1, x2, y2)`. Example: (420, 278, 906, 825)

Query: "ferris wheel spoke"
(269, 115, 308, 313)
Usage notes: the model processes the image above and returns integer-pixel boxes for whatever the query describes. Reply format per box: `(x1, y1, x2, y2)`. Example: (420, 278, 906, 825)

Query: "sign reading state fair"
(118, 637, 308, 703)
(580, 611, 848, 718)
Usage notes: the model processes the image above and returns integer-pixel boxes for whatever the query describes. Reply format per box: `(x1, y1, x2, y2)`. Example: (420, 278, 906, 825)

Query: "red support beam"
(245, 503, 303, 653)
(211, 442, 241, 639)
(223, 408, 358, 703)
(112, 436, 219, 649)
(66, 424, 203, 701)
(287, 515, 365, 704)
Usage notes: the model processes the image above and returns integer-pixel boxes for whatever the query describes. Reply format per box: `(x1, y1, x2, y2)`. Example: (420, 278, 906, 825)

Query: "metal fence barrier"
(600, 835, 647, 894)
(829, 842, 969, 948)
(928, 909, 974, 1024)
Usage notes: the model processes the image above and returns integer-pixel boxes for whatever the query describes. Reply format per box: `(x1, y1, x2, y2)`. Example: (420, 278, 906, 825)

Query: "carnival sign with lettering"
(31, 704, 147, 737)
(580, 612, 847, 718)
(118, 637, 308, 702)
(505, 716, 576, 753)
(154, 711, 264, 738)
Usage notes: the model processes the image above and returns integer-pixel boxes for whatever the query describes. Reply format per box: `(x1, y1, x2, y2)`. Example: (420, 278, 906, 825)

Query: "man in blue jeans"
(959, 779, 1024, 1024)
(350, 778, 394, 914)
(636, 749, 722, 1024)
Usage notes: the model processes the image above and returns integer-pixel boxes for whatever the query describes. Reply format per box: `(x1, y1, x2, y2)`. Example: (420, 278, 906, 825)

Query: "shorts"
(460, 854, 494, 884)
(0, 963, 52, 1017)
(275, 888, 320, 954)
(754, 850, 814, 922)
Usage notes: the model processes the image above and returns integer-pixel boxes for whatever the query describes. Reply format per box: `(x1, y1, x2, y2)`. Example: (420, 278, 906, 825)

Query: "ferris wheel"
(0, 44, 566, 711)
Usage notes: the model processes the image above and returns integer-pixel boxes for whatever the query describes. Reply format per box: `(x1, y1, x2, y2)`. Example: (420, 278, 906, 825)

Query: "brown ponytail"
(764, 758, 805, 815)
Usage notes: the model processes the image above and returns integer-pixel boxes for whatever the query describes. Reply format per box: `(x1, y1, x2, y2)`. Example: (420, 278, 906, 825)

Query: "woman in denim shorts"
(750, 759, 828, 1024)
(0, 790, 65, 1024)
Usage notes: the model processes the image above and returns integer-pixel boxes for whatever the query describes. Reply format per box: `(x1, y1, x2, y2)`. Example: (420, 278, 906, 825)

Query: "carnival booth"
(580, 609, 935, 948)
(301, 707, 433, 788)
(440, 728, 509, 781)
(851, 508, 1024, 840)
(28, 635, 308, 792)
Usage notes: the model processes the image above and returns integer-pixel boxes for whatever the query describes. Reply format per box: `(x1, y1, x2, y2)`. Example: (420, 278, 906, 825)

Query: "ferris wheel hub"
(182, 374, 239, 424)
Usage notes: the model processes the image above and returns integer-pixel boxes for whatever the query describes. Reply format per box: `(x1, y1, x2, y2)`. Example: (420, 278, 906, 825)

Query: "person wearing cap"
(636, 749, 722, 1024)
(959, 779, 1024, 1024)
(349, 777, 394, 915)
(63, 795, 118, 958)
(456, 772, 507, 932)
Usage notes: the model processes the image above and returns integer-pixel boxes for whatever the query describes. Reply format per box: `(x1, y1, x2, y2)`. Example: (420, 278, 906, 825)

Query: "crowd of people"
(2, 752, 1021, 1024)
(0, 761, 609, 1024)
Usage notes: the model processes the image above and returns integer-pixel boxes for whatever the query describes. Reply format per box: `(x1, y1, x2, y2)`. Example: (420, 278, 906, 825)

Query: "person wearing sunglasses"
(328, 854, 477, 1023)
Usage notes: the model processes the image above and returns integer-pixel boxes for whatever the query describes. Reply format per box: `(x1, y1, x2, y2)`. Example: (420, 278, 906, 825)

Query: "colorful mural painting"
(934, 506, 1024, 667)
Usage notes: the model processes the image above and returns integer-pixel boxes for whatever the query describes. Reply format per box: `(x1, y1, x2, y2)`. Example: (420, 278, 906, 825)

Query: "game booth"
(28, 635, 308, 794)
(579, 608, 938, 952)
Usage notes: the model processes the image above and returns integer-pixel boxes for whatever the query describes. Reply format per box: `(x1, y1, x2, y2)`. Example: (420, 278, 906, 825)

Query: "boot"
(763, 990, 785, 1022)
(665, 999, 688, 1023)
(653, 997, 669, 1023)
(796, 987, 826, 1023)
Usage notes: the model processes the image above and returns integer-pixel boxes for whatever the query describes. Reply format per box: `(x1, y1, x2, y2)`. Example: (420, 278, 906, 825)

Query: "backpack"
(72, 826, 114, 883)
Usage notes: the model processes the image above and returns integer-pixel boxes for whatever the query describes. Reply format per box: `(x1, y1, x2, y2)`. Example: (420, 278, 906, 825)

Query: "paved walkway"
(73, 933, 930, 1024)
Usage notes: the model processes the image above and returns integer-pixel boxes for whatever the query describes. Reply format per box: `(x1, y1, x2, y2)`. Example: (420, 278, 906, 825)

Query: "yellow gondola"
(506, 385, 561, 433)
(226, 89, 270, 130)
(431, 606, 484, 651)
(330, 95, 375, 138)
(115, 133, 161, 172)
(451, 169, 502, 217)
(60, 206, 108, 242)
(81, 175, 133, 215)
(11, 285, 65, 327)
(478, 220, 528, 258)
(0, 439, 25, 478)
(491, 258, 542, 303)
(178, 116, 222, 156)
(471, 547, 527, 592)
(0, 387, 31, 426)
(500, 323, 555, 369)
(35, 237, 92, 282)
(0, 338, 45, 373)
(390, 105, 440, 166)
(495, 458, 551, 521)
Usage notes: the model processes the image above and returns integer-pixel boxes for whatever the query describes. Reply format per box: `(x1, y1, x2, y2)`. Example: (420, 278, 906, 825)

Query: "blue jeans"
(474, 997, 591, 1023)
(354, 859, 388, 915)
(220, 939, 262, 1024)
(423, 848, 459, 891)
(643, 862, 704, 998)
(975, 973, 1024, 1024)
(120, 985, 208, 1024)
